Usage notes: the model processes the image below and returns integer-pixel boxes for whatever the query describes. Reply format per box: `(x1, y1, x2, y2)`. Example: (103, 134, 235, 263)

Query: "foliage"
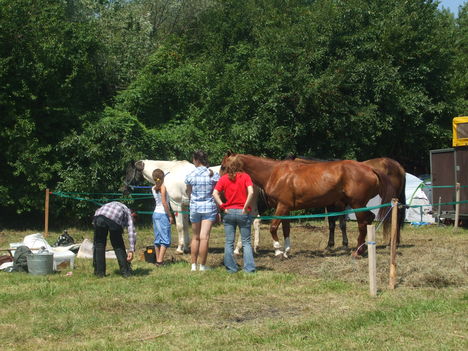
(0, 0, 466, 226)
(117, 0, 460, 168)
(451, 2, 468, 115)
(55, 108, 149, 221)
(0, 0, 112, 224)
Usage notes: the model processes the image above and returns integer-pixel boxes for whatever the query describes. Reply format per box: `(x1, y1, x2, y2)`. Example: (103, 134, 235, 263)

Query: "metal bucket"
(27, 252, 54, 275)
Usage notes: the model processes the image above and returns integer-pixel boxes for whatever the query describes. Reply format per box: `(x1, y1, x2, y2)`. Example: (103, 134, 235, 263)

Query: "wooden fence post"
(367, 225, 377, 297)
(454, 183, 460, 229)
(44, 188, 50, 237)
(437, 196, 441, 225)
(388, 198, 398, 289)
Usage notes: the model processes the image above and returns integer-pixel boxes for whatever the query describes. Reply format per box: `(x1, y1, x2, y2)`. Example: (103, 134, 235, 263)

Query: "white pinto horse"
(126, 160, 261, 254)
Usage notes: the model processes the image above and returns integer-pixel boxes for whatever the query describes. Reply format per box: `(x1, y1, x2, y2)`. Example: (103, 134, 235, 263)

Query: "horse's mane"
(289, 155, 338, 162)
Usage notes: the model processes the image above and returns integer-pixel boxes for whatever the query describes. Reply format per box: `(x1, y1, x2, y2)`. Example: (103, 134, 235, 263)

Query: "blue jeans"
(152, 212, 171, 247)
(190, 209, 218, 223)
(223, 209, 256, 273)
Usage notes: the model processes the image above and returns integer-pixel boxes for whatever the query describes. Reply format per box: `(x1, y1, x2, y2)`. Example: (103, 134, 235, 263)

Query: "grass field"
(0, 221, 467, 350)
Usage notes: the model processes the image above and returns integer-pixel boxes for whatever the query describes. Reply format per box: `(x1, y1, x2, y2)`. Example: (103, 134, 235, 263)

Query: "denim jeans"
(223, 209, 256, 273)
(152, 212, 171, 247)
(93, 215, 128, 276)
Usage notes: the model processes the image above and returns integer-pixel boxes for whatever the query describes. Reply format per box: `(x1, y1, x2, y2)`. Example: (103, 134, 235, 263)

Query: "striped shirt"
(185, 166, 220, 213)
(93, 202, 137, 251)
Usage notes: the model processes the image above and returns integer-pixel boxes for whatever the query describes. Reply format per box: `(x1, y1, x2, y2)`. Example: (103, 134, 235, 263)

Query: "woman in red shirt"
(213, 158, 256, 273)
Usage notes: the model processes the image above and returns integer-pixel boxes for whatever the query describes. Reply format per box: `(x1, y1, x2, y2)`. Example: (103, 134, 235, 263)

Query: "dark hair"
(192, 150, 209, 166)
(193, 150, 213, 176)
(152, 169, 165, 192)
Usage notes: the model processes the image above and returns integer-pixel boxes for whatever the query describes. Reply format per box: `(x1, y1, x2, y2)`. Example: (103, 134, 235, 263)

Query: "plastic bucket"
(27, 253, 54, 275)
(144, 246, 156, 263)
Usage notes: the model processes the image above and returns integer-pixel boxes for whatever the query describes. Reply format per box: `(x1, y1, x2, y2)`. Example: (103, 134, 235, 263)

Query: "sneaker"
(199, 265, 212, 271)
(191, 263, 197, 271)
(121, 271, 132, 278)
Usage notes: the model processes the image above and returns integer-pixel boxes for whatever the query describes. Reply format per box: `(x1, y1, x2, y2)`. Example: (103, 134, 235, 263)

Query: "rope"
(351, 202, 395, 256)
(374, 203, 394, 232)
(50, 190, 468, 220)
(51, 191, 150, 196)
(51, 191, 153, 203)
(406, 199, 468, 208)
(422, 184, 468, 188)
(257, 203, 391, 220)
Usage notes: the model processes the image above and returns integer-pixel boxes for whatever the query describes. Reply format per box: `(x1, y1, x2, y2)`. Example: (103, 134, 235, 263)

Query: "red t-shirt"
(214, 172, 253, 210)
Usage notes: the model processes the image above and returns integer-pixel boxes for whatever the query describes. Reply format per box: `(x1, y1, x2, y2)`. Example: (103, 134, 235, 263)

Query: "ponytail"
(152, 169, 165, 192)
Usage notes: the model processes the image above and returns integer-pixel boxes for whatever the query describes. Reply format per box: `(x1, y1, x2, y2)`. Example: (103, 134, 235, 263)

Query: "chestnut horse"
(221, 153, 396, 257)
(293, 157, 406, 248)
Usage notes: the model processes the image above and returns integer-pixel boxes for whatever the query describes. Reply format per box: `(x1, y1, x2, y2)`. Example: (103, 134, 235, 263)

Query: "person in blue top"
(185, 150, 220, 271)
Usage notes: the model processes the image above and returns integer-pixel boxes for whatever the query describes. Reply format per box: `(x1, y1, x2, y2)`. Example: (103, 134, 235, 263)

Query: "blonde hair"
(152, 169, 165, 192)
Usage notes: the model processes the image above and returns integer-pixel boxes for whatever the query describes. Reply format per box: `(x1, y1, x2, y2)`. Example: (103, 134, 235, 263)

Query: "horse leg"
(327, 215, 336, 248)
(174, 211, 185, 254)
(339, 215, 349, 248)
(352, 210, 375, 257)
(234, 237, 242, 255)
(182, 211, 190, 253)
(235, 216, 260, 255)
(270, 205, 289, 256)
(271, 219, 283, 256)
(253, 217, 260, 253)
(282, 219, 291, 258)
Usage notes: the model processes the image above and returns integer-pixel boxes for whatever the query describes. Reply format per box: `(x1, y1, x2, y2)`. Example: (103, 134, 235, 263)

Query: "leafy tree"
(116, 0, 458, 172)
(55, 108, 149, 222)
(0, 0, 111, 223)
(452, 2, 468, 115)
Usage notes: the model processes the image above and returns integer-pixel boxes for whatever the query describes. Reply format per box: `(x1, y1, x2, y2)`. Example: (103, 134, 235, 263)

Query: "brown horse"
(293, 157, 406, 248)
(221, 152, 396, 257)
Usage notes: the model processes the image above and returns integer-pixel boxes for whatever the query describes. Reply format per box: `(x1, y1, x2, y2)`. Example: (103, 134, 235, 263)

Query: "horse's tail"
(257, 187, 271, 214)
(373, 169, 397, 242)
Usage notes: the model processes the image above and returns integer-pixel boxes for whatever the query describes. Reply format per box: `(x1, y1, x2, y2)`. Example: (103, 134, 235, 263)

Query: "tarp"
(349, 173, 435, 223)
(9, 233, 77, 270)
(76, 238, 117, 259)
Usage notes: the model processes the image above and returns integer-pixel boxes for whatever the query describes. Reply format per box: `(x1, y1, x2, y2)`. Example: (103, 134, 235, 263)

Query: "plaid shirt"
(185, 166, 220, 213)
(93, 202, 137, 251)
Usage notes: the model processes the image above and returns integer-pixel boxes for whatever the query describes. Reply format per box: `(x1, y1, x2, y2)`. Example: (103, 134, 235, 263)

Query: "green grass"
(0, 224, 467, 350)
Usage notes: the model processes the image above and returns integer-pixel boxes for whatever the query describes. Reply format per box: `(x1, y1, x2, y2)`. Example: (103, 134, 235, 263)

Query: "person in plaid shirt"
(92, 201, 137, 277)
(185, 150, 220, 271)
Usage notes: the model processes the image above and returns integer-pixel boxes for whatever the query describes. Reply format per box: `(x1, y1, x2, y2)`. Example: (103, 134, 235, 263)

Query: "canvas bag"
(12, 246, 32, 272)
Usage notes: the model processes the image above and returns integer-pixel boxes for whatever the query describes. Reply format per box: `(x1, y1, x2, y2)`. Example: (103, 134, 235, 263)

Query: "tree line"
(0, 0, 466, 227)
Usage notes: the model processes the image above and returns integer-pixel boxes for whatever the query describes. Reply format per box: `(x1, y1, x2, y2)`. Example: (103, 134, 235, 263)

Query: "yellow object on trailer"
(452, 116, 468, 147)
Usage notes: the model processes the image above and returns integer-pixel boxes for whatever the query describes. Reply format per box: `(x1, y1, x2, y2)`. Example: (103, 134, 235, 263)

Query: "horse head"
(120, 160, 145, 195)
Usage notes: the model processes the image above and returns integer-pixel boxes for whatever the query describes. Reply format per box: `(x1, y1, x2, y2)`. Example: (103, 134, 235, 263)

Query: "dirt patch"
(174, 222, 468, 289)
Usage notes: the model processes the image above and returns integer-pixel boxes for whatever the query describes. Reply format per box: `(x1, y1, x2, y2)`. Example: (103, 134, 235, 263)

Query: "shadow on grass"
(111, 267, 152, 276)
(208, 247, 224, 254)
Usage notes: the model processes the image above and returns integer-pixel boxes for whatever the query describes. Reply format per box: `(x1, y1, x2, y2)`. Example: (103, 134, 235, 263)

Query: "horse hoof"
(274, 250, 284, 257)
(176, 248, 184, 255)
(351, 251, 362, 259)
(282, 252, 289, 259)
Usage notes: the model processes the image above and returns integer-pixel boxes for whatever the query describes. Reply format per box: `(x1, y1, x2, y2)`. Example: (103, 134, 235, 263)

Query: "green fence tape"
(50, 190, 468, 220)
